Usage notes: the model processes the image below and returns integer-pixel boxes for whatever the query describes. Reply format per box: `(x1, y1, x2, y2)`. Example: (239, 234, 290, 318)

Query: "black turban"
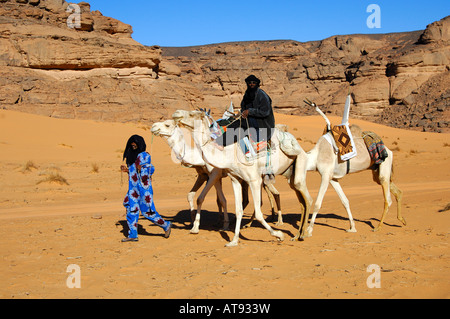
(245, 74, 261, 85)
(123, 135, 147, 167)
(243, 75, 261, 106)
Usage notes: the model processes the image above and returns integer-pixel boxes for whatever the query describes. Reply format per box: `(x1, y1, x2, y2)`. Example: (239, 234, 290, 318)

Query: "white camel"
(151, 119, 230, 231)
(292, 99, 406, 240)
(151, 119, 285, 234)
(172, 109, 312, 247)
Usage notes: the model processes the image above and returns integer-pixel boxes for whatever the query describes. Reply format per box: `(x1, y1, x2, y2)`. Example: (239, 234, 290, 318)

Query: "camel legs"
(298, 176, 357, 238)
(247, 179, 284, 242)
(291, 187, 312, 241)
(190, 168, 227, 234)
(242, 185, 262, 229)
(373, 180, 406, 232)
(187, 173, 208, 221)
(226, 176, 246, 247)
(243, 183, 282, 229)
(227, 178, 284, 247)
(265, 183, 283, 225)
(304, 173, 332, 238)
(390, 181, 406, 226)
(329, 179, 356, 233)
(291, 155, 313, 241)
(214, 177, 229, 230)
(241, 180, 250, 210)
(373, 179, 391, 232)
(373, 158, 406, 232)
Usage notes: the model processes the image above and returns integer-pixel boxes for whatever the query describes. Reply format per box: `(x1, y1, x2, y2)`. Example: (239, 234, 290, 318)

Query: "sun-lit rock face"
(0, 1, 448, 131)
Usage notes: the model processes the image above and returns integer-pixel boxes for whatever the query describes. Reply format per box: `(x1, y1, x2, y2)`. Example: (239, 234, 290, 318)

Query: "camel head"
(172, 109, 191, 127)
(172, 109, 214, 149)
(151, 119, 177, 137)
(172, 109, 208, 130)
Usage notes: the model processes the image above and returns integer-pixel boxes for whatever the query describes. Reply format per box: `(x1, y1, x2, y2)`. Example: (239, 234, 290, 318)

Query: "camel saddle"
(323, 123, 357, 161)
(210, 120, 271, 160)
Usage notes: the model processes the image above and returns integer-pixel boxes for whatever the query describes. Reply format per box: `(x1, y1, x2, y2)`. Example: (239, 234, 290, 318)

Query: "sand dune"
(0, 109, 449, 299)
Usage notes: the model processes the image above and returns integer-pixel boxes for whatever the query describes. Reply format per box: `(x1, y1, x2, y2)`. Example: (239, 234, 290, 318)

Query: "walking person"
(121, 135, 171, 242)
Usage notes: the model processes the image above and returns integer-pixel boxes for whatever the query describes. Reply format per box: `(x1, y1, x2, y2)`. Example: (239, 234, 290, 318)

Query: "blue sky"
(86, 0, 450, 47)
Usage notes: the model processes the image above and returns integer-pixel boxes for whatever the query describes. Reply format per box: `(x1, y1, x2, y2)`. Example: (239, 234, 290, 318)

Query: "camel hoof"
(304, 226, 314, 237)
(275, 221, 284, 226)
(274, 231, 284, 242)
(190, 228, 199, 234)
(372, 227, 381, 232)
(290, 235, 304, 242)
(346, 228, 357, 233)
(225, 241, 238, 247)
(399, 218, 407, 226)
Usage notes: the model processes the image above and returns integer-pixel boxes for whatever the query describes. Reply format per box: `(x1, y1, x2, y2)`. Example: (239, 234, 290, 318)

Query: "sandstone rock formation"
(162, 15, 449, 132)
(0, 1, 448, 132)
(0, 0, 179, 123)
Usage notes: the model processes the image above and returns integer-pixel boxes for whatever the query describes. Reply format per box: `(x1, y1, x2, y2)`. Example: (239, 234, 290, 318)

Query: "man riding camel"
(214, 75, 275, 149)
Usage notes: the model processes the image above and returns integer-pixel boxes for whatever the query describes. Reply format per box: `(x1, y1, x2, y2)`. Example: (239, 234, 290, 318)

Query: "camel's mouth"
(151, 125, 174, 137)
(150, 124, 161, 136)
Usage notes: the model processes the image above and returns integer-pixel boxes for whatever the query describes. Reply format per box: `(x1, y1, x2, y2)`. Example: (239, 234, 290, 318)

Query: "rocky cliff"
(0, 0, 176, 122)
(162, 16, 449, 132)
(0, 1, 448, 131)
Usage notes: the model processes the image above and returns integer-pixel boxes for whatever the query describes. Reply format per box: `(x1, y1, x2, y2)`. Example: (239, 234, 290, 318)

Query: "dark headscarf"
(123, 135, 147, 167)
(242, 75, 261, 107)
(245, 74, 261, 85)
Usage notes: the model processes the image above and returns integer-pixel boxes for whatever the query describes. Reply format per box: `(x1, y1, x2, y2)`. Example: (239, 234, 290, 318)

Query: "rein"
(200, 110, 255, 166)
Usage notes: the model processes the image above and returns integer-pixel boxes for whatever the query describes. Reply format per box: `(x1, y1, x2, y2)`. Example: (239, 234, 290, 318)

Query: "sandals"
(122, 222, 172, 241)
(164, 222, 172, 239)
(121, 237, 138, 242)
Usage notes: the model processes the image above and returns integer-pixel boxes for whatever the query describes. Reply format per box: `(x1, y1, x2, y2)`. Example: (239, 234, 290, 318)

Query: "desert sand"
(0, 108, 449, 299)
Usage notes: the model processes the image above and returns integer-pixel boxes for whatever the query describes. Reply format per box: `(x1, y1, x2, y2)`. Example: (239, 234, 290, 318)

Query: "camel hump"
(349, 124, 363, 138)
(275, 123, 288, 132)
(276, 128, 302, 156)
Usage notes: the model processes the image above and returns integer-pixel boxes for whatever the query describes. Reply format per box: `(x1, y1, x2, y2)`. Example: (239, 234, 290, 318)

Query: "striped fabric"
(362, 131, 388, 164)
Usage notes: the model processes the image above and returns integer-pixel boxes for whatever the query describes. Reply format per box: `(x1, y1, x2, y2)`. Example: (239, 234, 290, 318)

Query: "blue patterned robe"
(123, 152, 170, 238)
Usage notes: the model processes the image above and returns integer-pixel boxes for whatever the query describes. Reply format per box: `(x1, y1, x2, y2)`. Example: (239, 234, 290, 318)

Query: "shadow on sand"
(116, 208, 402, 242)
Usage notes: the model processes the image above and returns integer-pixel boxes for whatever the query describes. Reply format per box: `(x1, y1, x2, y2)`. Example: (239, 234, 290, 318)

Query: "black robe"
(215, 88, 275, 147)
(241, 87, 275, 141)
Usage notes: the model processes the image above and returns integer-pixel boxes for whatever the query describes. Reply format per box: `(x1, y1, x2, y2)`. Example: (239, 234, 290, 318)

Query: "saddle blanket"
(362, 131, 388, 164)
(323, 123, 357, 161)
(239, 136, 271, 160)
(210, 120, 271, 160)
(210, 121, 227, 140)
